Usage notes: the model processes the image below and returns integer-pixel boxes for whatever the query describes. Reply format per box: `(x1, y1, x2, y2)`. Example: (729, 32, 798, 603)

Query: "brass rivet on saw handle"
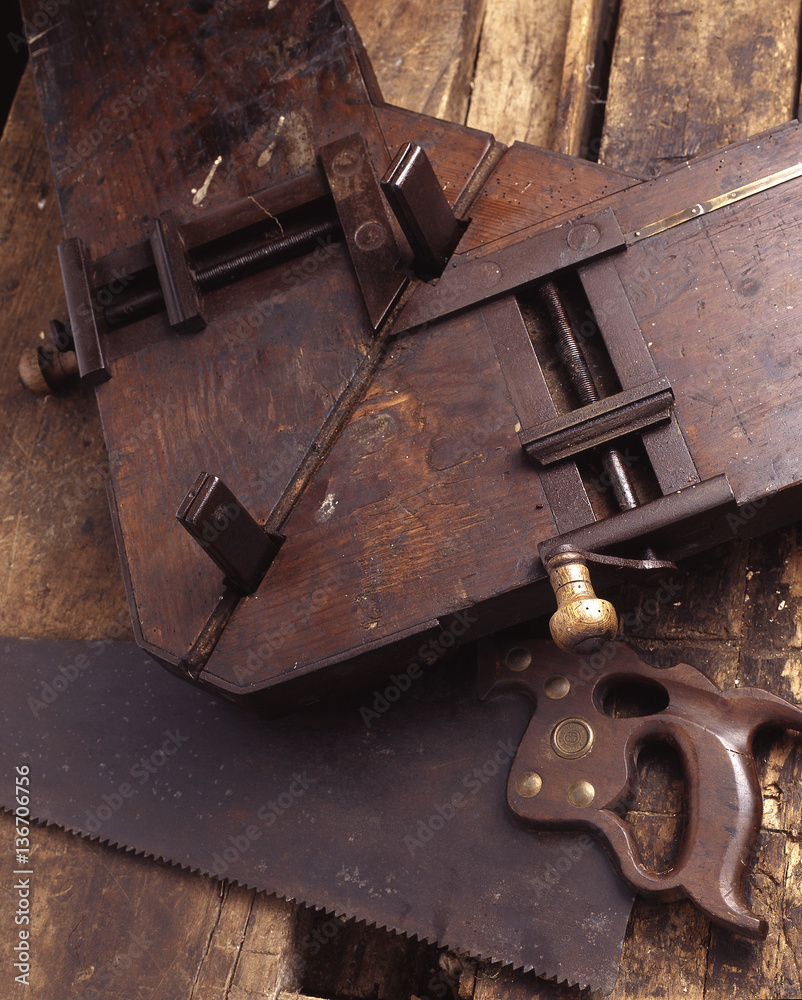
(567, 780, 596, 808)
(515, 771, 543, 797)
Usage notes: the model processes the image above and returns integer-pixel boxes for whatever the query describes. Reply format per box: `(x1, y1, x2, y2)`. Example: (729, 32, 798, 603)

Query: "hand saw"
(4, 0, 800, 992)
(0, 635, 635, 994)
(3, 632, 800, 995)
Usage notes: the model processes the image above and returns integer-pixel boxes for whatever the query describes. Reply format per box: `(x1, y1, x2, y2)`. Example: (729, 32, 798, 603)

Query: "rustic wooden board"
(468, 0, 619, 156)
(0, 70, 130, 644)
(348, 0, 487, 124)
(599, 0, 802, 179)
(467, 0, 573, 148)
(587, 0, 802, 996)
(0, 6, 489, 998)
(200, 120, 802, 699)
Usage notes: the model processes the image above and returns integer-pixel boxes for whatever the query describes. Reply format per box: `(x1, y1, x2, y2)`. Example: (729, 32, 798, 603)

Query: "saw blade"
(0, 636, 634, 993)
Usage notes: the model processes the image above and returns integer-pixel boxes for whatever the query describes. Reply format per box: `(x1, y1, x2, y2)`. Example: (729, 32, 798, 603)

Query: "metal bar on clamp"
(394, 207, 626, 335)
(176, 473, 284, 596)
(521, 376, 674, 466)
(537, 475, 737, 567)
(57, 237, 110, 386)
(381, 142, 460, 280)
(150, 210, 206, 334)
(320, 132, 408, 329)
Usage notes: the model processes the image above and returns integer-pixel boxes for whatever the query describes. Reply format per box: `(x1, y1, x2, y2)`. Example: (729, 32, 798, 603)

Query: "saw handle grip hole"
(593, 675, 670, 718)
(613, 740, 687, 876)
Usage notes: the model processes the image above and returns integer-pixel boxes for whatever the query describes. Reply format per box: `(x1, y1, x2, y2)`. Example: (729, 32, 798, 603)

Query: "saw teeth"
(17, 807, 594, 992)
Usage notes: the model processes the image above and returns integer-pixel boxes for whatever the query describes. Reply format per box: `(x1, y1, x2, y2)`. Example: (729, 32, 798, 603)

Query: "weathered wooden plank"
(615, 541, 748, 643)
(0, 68, 130, 642)
(7, 3, 802, 1000)
(553, 0, 620, 156)
(467, 0, 618, 155)
(467, 0, 572, 147)
(349, 0, 487, 122)
(600, 0, 802, 177)
(0, 817, 230, 999)
(595, 2, 802, 998)
(224, 896, 307, 999)
(0, 64, 316, 1000)
(611, 899, 708, 1000)
(301, 913, 446, 1000)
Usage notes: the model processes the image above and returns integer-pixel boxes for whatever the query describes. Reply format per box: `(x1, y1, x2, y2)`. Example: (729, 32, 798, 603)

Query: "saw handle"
(479, 640, 802, 938)
(584, 704, 778, 938)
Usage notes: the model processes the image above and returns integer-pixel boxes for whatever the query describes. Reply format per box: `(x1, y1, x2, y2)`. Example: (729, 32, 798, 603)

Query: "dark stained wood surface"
(2, 3, 802, 1000)
(28, 0, 802, 701)
(202, 119, 802, 696)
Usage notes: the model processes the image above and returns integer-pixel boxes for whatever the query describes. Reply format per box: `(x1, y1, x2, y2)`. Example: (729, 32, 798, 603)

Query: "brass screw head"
(567, 780, 595, 808)
(544, 674, 571, 699)
(515, 771, 543, 798)
(551, 718, 594, 759)
(506, 646, 533, 672)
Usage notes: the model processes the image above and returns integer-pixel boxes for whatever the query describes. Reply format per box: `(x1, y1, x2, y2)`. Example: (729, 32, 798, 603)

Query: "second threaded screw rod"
(539, 279, 639, 511)
(538, 279, 661, 653)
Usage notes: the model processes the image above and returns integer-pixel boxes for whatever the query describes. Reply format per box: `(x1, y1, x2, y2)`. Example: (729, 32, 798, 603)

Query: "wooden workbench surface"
(1, 1, 801, 998)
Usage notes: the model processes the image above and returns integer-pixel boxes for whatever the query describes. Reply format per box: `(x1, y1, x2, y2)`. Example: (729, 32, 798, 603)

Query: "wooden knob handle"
(18, 343, 79, 396)
(546, 550, 618, 654)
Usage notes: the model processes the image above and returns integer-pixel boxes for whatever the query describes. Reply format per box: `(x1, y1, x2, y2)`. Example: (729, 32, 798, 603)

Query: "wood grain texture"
(348, 0, 487, 122)
(0, 69, 130, 642)
(467, 0, 573, 147)
(467, 0, 619, 155)
(553, 0, 620, 156)
(198, 120, 802, 698)
(587, 0, 802, 997)
(600, 0, 802, 178)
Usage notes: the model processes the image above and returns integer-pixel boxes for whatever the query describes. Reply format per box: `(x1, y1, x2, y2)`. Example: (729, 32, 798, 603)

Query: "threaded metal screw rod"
(104, 216, 342, 329)
(539, 280, 639, 512)
(195, 217, 341, 288)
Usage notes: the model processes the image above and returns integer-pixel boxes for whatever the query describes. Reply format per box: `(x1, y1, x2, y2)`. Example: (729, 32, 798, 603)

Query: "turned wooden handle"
(545, 550, 618, 654)
(479, 639, 802, 937)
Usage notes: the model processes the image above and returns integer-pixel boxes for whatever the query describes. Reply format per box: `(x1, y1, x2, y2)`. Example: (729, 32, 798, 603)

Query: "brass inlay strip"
(625, 161, 802, 243)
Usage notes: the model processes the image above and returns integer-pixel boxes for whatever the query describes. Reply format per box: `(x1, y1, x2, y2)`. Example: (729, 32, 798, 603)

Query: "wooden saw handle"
(478, 639, 802, 937)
